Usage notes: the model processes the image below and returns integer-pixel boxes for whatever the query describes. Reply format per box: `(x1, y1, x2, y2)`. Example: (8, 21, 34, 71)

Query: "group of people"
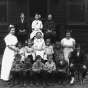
(0, 13, 88, 87)
(16, 13, 56, 45)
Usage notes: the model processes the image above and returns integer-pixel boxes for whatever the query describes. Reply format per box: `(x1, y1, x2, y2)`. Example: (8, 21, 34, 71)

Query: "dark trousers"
(23, 70, 33, 83)
(10, 70, 23, 84)
(44, 31, 56, 43)
(70, 65, 87, 78)
(44, 70, 56, 83)
(32, 70, 44, 84)
(17, 34, 28, 45)
(57, 71, 67, 82)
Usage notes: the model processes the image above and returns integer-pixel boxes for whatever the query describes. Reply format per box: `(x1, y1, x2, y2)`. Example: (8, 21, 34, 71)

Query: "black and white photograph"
(0, 0, 88, 88)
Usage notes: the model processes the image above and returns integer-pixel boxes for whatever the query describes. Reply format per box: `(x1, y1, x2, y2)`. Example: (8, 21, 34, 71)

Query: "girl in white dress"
(30, 13, 44, 39)
(1, 25, 18, 81)
(33, 32, 45, 59)
(61, 31, 76, 64)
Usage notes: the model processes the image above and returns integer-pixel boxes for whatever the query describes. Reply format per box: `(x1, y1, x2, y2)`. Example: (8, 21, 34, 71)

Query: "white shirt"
(32, 20, 43, 31)
(44, 45, 54, 55)
(33, 38, 45, 51)
(61, 37, 76, 48)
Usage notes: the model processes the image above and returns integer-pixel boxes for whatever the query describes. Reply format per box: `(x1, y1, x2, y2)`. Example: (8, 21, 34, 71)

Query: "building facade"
(0, 0, 88, 54)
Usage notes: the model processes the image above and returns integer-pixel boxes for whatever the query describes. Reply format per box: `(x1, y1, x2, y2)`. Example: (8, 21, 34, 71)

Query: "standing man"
(16, 13, 29, 45)
(44, 14, 56, 43)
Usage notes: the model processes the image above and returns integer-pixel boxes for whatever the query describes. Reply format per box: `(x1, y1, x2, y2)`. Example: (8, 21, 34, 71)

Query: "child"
(22, 55, 33, 86)
(30, 13, 44, 39)
(15, 42, 25, 62)
(44, 39, 54, 62)
(33, 32, 45, 59)
(56, 54, 68, 85)
(32, 55, 44, 87)
(44, 54, 56, 86)
(54, 41, 63, 62)
(25, 39, 35, 62)
(10, 54, 23, 87)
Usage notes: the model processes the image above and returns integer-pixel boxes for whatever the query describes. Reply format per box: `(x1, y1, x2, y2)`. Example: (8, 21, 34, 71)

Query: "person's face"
(21, 14, 24, 19)
(28, 42, 32, 47)
(10, 28, 15, 35)
(59, 55, 64, 60)
(55, 43, 61, 49)
(46, 40, 51, 46)
(35, 15, 39, 20)
(66, 32, 71, 39)
(18, 43, 22, 49)
(76, 47, 80, 51)
(26, 59, 31, 64)
(36, 32, 42, 39)
(37, 58, 41, 63)
(48, 15, 52, 20)
(48, 56, 53, 63)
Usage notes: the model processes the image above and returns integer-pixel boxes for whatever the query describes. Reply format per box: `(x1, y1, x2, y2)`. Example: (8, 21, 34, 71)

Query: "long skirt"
(1, 46, 15, 81)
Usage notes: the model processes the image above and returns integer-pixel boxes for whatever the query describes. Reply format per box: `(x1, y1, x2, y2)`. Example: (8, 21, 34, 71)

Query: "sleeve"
(51, 46, 54, 54)
(44, 21, 47, 30)
(4, 35, 11, 46)
(52, 21, 55, 30)
(53, 62, 56, 70)
(32, 63, 36, 71)
(42, 39, 45, 50)
(40, 21, 43, 29)
(31, 21, 35, 29)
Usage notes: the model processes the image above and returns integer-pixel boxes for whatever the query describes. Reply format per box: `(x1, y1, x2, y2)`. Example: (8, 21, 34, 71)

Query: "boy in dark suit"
(70, 44, 87, 84)
(56, 54, 68, 85)
(16, 13, 29, 45)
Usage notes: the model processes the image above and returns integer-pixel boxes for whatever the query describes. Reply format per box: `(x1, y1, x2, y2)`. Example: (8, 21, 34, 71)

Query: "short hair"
(36, 55, 42, 60)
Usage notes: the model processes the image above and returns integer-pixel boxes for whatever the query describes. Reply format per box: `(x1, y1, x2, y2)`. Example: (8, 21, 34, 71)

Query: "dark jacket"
(44, 20, 55, 31)
(69, 49, 86, 65)
(16, 19, 29, 33)
(56, 59, 68, 71)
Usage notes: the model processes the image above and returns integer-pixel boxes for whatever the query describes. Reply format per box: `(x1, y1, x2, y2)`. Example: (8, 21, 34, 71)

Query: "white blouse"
(32, 20, 43, 30)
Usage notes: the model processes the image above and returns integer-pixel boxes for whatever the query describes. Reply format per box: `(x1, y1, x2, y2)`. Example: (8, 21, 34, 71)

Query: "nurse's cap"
(9, 24, 14, 28)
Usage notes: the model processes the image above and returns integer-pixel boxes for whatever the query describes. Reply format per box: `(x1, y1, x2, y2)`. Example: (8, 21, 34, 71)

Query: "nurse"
(1, 24, 18, 81)
(61, 30, 76, 64)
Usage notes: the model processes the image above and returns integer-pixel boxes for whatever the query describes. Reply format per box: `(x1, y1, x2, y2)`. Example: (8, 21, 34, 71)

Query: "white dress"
(61, 37, 76, 64)
(30, 20, 44, 39)
(1, 33, 18, 81)
(33, 38, 45, 59)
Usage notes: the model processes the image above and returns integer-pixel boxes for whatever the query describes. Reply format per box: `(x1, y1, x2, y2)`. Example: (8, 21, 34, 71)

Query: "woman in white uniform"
(30, 13, 44, 39)
(1, 25, 18, 81)
(61, 31, 76, 64)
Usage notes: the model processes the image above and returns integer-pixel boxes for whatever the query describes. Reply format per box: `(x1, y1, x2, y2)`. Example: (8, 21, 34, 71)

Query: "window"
(0, 0, 8, 24)
(66, 0, 88, 25)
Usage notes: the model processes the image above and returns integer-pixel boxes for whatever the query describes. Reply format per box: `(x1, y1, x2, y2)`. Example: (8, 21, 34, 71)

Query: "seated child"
(25, 39, 35, 62)
(33, 32, 45, 59)
(54, 41, 63, 62)
(22, 55, 33, 86)
(10, 54, 23, 87)
(44, 39, 54, 62)
(32, 55, 44, 87)
(56, 54, 68, 85)
(30, 13, 44, 39)
(44, 54, 56, 86)
(15, 42, 25, 62)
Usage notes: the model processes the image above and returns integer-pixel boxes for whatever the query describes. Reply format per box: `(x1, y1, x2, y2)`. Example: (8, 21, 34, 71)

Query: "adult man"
(70, 44, 87, 84)
(44, 14, 56, 43)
